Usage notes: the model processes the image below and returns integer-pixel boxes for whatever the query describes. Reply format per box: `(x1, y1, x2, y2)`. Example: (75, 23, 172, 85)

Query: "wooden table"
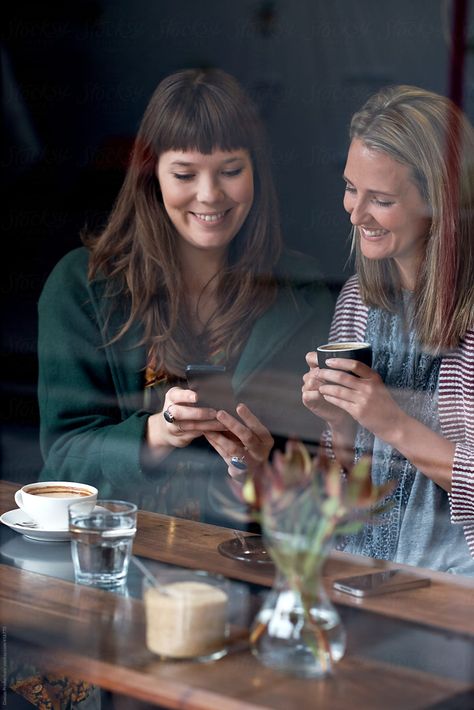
(1, 480, 473, 709)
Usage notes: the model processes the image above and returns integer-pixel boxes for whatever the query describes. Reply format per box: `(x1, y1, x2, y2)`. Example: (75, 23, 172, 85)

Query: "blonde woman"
(303, 86, 474, 573)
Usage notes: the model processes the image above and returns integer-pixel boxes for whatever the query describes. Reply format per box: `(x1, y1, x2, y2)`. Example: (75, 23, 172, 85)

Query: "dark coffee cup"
(317, 341, 372, 369)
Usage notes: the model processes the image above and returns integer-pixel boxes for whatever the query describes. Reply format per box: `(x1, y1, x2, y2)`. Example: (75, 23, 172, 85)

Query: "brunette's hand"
(205, 403, 274, 480)
(146, 386, 227, 450)
(316, 358, 405, 442)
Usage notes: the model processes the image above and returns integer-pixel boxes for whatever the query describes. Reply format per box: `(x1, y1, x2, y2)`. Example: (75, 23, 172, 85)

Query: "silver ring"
(230, 455, 248, 471)
(163, 407, 174, 424)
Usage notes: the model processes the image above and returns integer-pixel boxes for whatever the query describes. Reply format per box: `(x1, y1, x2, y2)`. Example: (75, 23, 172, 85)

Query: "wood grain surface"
(1, 565, 472, 710)
(1, 479, 473, 709)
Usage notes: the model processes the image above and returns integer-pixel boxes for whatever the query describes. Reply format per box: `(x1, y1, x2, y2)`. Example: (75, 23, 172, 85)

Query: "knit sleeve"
(449, 446, 474, 555)
(439, 330, 474, 556)
(329, 275, 368, 342)
(320, 276, 367, 459)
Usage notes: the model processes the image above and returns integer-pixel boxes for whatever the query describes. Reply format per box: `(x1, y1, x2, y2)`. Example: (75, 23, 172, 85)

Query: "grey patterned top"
(341, 294, 474, 575)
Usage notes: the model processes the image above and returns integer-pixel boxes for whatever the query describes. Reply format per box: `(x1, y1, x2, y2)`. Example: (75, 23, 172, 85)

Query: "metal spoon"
(233, 529, 251, 554)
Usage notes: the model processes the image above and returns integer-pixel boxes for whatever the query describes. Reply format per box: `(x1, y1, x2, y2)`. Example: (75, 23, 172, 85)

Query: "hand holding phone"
(185, 364, 236, 413)
(333, 569, 431, 597)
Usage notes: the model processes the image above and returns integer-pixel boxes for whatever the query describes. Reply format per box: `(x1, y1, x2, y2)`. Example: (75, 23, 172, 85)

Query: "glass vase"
(250, 534, 346, 678)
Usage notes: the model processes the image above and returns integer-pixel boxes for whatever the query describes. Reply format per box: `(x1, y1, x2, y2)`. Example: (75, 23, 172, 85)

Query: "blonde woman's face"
(343, 139, 431, 289)
(156, 148, 254, 260)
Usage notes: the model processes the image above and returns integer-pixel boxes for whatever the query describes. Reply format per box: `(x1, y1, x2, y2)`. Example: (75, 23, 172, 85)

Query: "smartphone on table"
(185, 364, 236, 413)
(332, 569, 431, 597)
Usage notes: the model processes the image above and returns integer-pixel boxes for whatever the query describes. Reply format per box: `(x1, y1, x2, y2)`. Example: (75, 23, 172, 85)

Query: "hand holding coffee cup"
(317, 342, 372, 370)
(14, 481, 98, 529)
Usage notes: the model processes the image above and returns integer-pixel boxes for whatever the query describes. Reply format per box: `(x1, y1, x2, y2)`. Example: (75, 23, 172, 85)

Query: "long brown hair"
(84, 68, 282, 377)
(349, 85, 474, 352)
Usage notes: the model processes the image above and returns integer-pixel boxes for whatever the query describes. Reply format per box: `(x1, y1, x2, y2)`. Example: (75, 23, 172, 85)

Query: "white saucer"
(0, 535, 74, 578)
(0, 509, 71, 542)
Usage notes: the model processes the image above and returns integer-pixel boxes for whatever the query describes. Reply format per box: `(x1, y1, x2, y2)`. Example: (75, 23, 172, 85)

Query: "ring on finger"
(230, 455, 248, 471)
(163, 406, 174, 424)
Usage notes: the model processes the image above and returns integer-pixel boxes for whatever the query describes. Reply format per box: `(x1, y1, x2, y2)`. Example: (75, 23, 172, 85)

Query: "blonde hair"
(350, 85, 474, 351)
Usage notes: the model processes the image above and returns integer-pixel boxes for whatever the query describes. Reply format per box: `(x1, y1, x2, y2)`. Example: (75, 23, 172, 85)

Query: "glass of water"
(69, 500, 137, 587)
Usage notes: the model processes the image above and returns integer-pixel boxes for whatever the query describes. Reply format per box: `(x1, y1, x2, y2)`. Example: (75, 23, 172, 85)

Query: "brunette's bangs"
(155, 93, 253, 155)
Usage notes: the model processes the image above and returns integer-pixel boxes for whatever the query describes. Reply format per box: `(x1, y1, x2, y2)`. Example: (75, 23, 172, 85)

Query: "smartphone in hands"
(332, 569, 431, 597)
(185, 364, 236, 412)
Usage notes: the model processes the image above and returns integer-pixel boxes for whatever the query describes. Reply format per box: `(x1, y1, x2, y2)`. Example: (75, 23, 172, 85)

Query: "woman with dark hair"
(303, 85, 474, 573)
(38, 68, 332, 526)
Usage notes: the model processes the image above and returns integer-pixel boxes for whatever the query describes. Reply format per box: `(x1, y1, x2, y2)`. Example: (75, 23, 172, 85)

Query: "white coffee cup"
(14, 481, 98, 529)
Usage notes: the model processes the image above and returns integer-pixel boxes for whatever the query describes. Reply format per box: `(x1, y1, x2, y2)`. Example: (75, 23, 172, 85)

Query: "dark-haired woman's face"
(156, 148, 254, 260)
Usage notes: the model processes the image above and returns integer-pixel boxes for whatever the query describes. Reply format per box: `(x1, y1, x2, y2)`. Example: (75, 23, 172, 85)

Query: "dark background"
(1, 0, 471, 483)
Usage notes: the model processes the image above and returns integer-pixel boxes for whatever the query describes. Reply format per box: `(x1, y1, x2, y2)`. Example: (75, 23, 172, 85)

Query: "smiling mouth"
(360, 227, 389, 238)
(191, 210, 230, 223)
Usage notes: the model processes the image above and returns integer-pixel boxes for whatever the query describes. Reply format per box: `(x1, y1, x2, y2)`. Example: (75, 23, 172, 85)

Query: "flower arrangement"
(240, 440, 394, 678)
(243, 439, 393, 544)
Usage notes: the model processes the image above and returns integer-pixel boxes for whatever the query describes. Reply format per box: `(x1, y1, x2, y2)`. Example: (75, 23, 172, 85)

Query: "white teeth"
(361, 227, 388, 237)
(194, 212, 226, 222)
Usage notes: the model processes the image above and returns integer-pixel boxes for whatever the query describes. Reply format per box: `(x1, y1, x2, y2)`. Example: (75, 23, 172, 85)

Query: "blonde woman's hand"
(302, 351, 351, 428)
(146, 386, 227, 450)
(316, 358, 405, 443)
(204, 403, 274, 480)
(302, 351, 360, 470)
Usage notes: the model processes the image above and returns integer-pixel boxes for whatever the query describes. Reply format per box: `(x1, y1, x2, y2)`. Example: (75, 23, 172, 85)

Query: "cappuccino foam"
(319, 342, 369, 351)
(27, 486, 91, 498)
